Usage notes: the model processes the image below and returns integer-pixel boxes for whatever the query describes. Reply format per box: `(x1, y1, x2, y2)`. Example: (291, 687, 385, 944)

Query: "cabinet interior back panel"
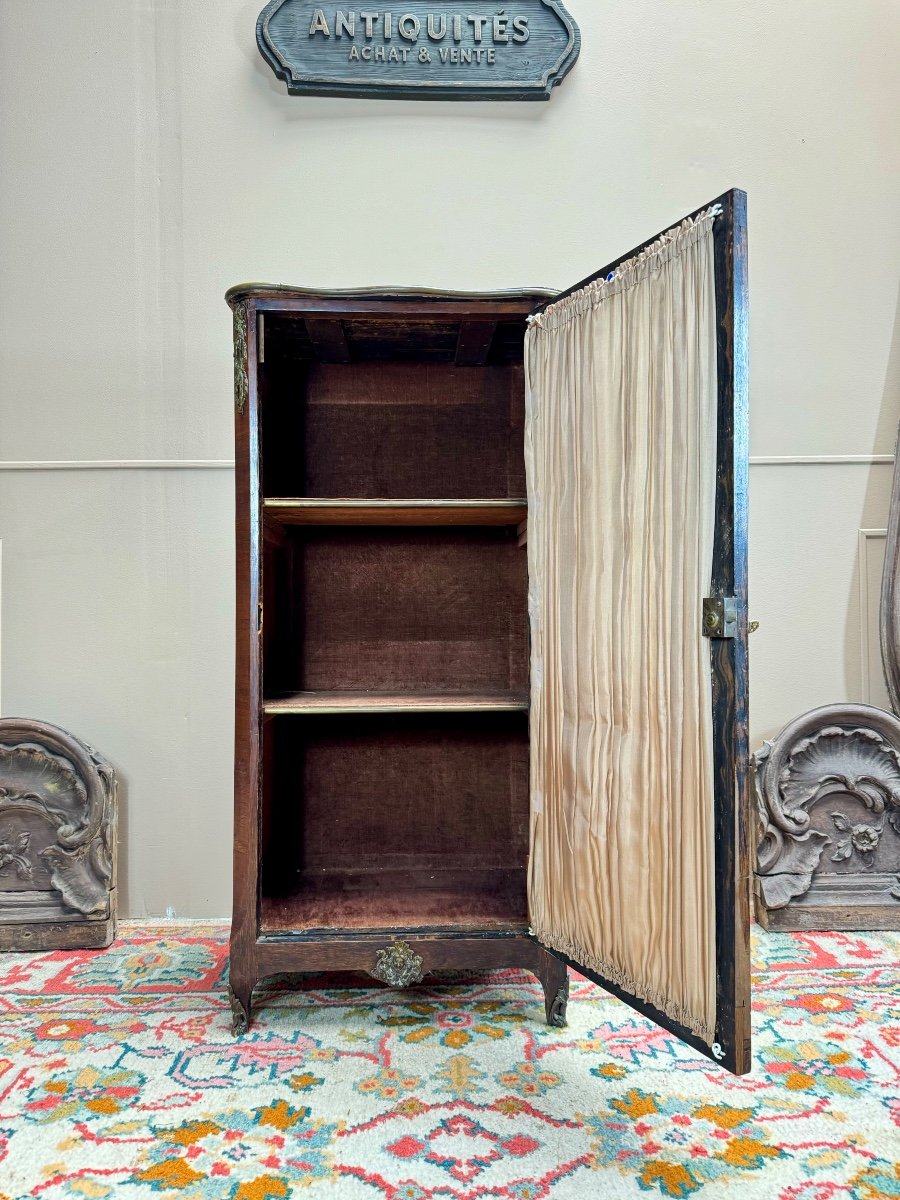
(261, 713, 530, 931)
(273, 527, 528, 693)
(262, 361, 526, 499)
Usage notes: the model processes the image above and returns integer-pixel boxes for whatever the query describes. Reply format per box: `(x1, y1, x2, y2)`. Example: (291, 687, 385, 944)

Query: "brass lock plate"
(703, 596, 738, 639)
(371, 940, 425, 989)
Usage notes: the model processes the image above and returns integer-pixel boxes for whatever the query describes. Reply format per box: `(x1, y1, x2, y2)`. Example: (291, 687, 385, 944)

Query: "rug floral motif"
(0, 925, 897, 1198)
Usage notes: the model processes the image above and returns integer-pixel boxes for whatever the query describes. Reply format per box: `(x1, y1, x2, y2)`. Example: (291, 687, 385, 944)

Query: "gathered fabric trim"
(533, 923, 716, 1047)
(529, 205, 722, 333)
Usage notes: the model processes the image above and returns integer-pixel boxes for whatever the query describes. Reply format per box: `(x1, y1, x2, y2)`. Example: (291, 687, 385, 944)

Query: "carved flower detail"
(830, 814, 883, 864)
(0, 831, 33, 880)
(851, 824, 880, 853)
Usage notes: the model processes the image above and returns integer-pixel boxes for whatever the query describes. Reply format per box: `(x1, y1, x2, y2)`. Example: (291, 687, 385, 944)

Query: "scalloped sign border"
(257, 1, 581, 100)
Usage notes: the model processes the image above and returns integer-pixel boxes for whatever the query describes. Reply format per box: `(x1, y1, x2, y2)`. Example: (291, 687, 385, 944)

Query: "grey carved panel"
(754, 705, 900, 930)
(0, 719, 117, 950)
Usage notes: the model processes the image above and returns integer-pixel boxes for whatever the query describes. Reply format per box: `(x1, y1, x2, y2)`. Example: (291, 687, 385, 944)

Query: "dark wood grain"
(456, 321, 497, 366)
(709, 190, 751, 1076)
(226, 287, 550, 316)
(305, 318, 352, 364)
(255, 931, 535, 979)
(228, 296, 263, 1022)
(264, 500, 528, 527)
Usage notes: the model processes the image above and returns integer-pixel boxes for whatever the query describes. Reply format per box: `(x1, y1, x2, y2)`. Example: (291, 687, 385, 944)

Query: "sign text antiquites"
(257, 1, 580, 101)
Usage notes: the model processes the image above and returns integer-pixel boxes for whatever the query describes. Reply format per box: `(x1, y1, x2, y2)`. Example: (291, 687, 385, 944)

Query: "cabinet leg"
(228, 979, 253, 1037)
(537, 949, 569, 1028)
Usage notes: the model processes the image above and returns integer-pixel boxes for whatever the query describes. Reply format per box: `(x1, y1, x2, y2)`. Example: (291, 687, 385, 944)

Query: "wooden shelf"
(264, 690, 530, 716)
(260, 869, 529, 934)
(263, 499, 528, 527)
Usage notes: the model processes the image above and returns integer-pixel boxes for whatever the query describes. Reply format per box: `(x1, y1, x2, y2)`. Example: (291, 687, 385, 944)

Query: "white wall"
(1, 0, 899, 916)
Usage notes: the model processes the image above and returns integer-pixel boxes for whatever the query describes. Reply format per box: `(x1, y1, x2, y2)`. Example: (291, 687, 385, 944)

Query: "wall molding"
(0, 461, 235, 471)
(0, 455, 895, 472)
(750, 455, 895, 466)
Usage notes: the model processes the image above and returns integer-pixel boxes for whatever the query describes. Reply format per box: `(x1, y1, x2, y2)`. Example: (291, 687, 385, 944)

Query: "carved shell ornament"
(755, 705, 900, 910)
(0, 743, 90, 836)
(778, 726, 900, 824)
(0, 720, 116, 918)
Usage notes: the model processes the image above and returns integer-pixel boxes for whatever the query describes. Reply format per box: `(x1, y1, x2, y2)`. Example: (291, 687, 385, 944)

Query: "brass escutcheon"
(371, 940, 425, 989)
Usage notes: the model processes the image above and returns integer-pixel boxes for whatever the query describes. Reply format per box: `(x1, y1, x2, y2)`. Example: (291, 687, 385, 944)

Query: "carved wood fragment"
(754, 705, 900, 930)
(0, 719, 117, 950)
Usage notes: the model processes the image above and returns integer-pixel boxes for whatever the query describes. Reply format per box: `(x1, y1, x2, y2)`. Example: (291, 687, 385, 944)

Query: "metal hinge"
(703, 596, 737, 639)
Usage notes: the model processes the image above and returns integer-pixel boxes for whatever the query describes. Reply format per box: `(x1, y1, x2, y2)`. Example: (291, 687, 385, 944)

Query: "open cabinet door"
(525, 191, 750, 1074)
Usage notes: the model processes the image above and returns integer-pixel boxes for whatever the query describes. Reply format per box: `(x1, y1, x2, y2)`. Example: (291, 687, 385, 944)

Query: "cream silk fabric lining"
(525, 211, 719, 1046)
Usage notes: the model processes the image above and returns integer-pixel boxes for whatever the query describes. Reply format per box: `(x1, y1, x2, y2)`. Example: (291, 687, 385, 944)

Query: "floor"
(0, 923, 897, 1198)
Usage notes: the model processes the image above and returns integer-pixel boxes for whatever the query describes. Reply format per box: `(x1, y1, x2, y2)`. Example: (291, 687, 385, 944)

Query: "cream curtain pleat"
(525, 210, 719, 1045)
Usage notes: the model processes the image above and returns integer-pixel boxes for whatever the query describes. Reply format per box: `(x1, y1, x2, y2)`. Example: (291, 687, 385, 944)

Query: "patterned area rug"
(0, 925, 897, 1199)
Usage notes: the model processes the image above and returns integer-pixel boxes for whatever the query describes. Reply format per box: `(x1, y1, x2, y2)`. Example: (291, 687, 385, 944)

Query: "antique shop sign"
(257, 2, 580, 100)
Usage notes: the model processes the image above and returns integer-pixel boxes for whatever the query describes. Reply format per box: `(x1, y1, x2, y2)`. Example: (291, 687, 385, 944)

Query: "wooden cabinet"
(228, 191, 751, 1074)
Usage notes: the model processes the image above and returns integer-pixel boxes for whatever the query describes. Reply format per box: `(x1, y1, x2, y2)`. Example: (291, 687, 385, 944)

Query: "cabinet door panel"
(526, 192, 750, 1074)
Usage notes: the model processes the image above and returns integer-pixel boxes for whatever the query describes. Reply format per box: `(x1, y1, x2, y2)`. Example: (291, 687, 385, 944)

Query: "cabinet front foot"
(548, 979, 570, 1028)
(228, 982, 252, 1037)
(537, 949, 569, 1028)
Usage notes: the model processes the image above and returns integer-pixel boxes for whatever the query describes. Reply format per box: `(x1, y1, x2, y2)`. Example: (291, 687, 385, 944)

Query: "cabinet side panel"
(232, 301, 262, 984)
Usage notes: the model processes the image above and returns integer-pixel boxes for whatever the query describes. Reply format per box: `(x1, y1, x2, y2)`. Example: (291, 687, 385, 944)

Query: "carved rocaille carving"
(754, 704, 900, 925)
(233, 302, 249, 416)
(0, 719, 117, 949)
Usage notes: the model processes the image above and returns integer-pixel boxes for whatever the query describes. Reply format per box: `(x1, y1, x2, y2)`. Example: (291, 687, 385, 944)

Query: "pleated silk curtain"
(525, 210, 719, 1045)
